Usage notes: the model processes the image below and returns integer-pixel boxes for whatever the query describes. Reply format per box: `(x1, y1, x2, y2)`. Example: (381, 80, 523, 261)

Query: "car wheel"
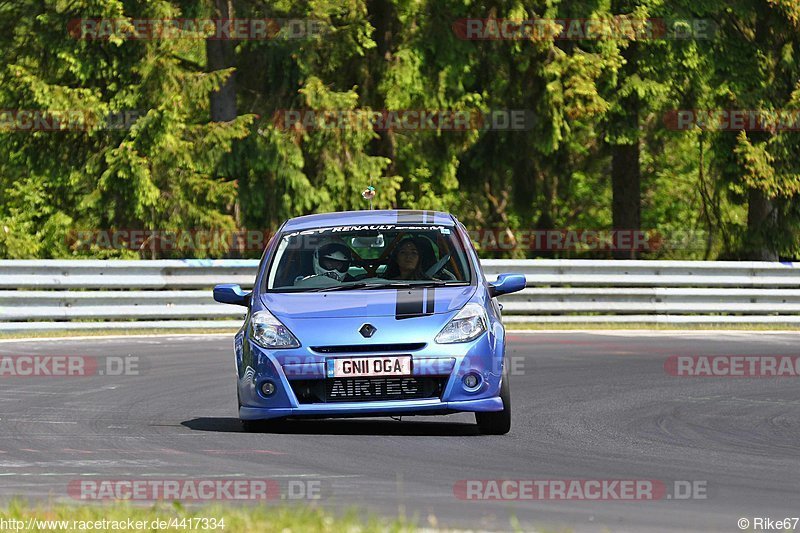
(475, 365, 511, 435)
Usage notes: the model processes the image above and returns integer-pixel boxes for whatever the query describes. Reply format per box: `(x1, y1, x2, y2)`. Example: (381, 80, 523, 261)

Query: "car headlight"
(435, 303, 488, 344)
(249, 309, 300, 349)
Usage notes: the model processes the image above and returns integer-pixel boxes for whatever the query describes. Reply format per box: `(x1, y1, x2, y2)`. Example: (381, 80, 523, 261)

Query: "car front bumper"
(233, 316, 507, 421)
(239, 396, 503, 420)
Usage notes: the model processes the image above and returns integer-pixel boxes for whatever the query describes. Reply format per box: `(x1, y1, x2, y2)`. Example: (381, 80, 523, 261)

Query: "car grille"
(290, 376, 447, 404)
(310, 343, 426, 354)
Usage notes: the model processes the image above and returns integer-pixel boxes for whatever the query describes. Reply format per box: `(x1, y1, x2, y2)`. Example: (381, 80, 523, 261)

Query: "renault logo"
(359, 323, 377, 338)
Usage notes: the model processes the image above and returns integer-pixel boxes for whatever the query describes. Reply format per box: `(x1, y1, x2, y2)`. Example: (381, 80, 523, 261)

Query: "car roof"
(282, 209, 456, 231)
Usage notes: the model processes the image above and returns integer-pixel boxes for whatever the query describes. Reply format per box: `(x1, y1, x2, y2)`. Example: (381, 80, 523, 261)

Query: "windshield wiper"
(312, 282, 375, 292)
(363, 281, 443, 290)
(362, 280, 469, 290)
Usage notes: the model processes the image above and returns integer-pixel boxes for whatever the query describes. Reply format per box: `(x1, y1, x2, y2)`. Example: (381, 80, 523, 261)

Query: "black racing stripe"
(425, 287, 435, 314)
(395, 289, 425, 319)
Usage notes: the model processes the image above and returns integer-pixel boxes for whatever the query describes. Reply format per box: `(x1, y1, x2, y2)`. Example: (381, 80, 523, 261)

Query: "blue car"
(213, 210, 526, 434)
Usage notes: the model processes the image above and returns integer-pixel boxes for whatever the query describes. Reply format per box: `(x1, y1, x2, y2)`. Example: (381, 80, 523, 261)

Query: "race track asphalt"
(0, 331, 798, 532)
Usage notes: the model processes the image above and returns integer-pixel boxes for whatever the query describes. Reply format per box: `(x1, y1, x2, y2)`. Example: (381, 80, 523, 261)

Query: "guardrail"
(1, 259, 799, 331)
(481, 260, 800, 324)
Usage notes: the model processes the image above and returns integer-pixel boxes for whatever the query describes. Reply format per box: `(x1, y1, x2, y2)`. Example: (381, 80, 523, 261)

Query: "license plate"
(327, 356, 412, 378)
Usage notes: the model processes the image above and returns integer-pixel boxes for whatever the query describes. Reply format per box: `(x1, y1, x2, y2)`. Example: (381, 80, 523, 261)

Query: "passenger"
(384, 238, 430, 280)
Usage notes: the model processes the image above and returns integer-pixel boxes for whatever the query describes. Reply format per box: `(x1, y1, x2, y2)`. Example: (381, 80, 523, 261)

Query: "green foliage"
(0, 0, 253, 258)
(1, 0, 799, 259)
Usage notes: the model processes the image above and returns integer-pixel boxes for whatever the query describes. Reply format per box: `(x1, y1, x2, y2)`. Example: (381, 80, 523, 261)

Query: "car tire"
(475, 365, 511, 435)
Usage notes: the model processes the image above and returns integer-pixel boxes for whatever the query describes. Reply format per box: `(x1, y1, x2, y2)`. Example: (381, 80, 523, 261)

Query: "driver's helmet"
(312, 241, 352, 281)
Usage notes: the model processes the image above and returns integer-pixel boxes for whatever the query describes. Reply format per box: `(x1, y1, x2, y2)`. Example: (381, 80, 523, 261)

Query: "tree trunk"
(743, 15, 778, 262)
(367, 0, 396, 175)
(611, 140, 641, 259)
(746, 189, 778, 261)
(207, 0, 237, 122)
(610, 36, 641, 260)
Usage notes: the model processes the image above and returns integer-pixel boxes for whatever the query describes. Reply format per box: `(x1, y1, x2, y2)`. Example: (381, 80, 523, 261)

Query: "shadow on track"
(181, 417, 481, 436)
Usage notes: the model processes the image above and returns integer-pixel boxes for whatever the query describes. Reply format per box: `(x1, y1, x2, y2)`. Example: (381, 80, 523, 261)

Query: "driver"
(313, 241, 353, 281)
(293, 241, 361, 285)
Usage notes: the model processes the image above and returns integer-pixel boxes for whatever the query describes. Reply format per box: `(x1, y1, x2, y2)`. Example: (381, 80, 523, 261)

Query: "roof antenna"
(361, 185, 376, 210)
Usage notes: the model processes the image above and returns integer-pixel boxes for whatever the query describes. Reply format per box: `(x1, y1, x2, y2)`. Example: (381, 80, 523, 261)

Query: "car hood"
(261, 285, 477, 319)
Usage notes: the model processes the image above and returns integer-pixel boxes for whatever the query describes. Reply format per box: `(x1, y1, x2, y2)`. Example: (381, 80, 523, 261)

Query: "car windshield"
(265, 225, 472, 292)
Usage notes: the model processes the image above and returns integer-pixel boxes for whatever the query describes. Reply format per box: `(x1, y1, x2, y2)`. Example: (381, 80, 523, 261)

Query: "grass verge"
(0, 501, 421, 533)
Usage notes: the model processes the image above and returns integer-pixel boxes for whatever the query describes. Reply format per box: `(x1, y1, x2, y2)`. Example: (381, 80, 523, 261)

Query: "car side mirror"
(488, 274, 527, 298)
(213, 284, 251, 306)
